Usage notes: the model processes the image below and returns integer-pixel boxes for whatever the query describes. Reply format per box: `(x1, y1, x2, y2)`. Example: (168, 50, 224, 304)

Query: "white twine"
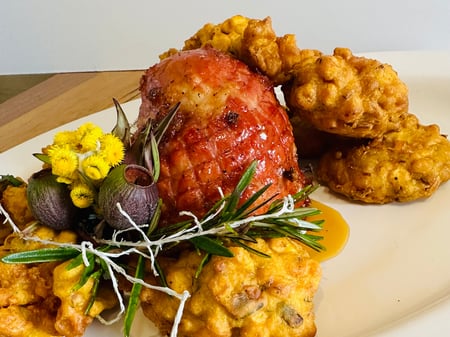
(0, 192, 305, 336)
(0, 201, 190, 335)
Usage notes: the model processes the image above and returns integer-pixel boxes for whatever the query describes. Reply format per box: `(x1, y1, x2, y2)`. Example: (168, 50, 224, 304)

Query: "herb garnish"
(0, 100, 325, 337)
(0, 161, 323, 336)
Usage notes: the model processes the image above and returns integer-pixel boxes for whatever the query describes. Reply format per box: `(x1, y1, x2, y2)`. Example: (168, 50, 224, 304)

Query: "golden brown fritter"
(162, 14, 250, 60)
(0, 257, 117, 337)
(317, 114, 450, 203)
(283, 47, 409, 139)
(140, 238, 321, 337)
(0, 222, 116, 337)
(0, 227, 65, 337)
(0, 298, 61, 337)
(161, 15, 314, 85)
(0, 184, 34, 243)
(0, 258, 56, 308)
(52, 260, 117, 337)
(289, 114, 367, 159)
(166, 15, 409, 140)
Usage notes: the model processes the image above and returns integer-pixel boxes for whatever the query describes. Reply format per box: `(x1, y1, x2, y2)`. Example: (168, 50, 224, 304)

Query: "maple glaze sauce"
(305, 200, 350, 262)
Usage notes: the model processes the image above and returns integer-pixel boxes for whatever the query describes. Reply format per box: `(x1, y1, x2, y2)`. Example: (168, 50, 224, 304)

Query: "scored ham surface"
(137, 47, 307, 225)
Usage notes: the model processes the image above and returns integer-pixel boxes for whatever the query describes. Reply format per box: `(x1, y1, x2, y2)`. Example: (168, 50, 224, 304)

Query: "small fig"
(98, 164, 158, 230)
(27, 169, 79, 229)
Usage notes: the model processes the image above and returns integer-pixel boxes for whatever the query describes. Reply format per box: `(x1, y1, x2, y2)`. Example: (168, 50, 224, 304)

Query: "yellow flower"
(47, 145, 78, 178)
(56, 176, 74, 184)
(70, 183, 95, 208)
(76, 122, 103, 153)
(100, 134, 125, 166)
(53, 130, 77, 146)
(81, 154, 110, 181)
(55, 170, 79, 185)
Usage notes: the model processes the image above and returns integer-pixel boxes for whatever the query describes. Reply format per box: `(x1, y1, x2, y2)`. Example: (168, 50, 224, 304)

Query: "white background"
(1, 0, 449, 74)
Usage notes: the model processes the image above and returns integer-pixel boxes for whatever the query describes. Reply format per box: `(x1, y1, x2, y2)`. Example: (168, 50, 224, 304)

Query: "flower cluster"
(43, 122, 125, 208)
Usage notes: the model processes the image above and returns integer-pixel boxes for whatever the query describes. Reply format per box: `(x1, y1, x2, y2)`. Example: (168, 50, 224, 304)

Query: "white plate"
(1, 51, 450, 337)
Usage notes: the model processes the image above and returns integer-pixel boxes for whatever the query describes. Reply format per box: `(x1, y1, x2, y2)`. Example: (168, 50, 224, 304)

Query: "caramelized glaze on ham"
(137, 47, 306, 225)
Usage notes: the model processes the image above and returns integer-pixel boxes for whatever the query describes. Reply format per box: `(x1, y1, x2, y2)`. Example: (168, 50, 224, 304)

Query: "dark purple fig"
(98, 164, 158, 230)
(27, 169, 78, 229)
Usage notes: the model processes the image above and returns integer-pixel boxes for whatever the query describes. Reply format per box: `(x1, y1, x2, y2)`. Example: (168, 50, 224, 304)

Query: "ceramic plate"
(1, 51, 449, 337)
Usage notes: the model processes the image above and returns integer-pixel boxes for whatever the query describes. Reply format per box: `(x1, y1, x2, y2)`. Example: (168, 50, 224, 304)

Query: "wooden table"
(0, 71, 144, 153)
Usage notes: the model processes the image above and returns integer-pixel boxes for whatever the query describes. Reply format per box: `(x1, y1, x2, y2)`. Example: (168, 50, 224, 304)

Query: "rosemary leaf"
(233, 183, 273, 219)
(124, 256, 145, 337)
(189, 236, 234, 257)
(1, 247, 80, 264)
(298, 233, 325, 252)
(194, 253, 211, 279)
(66, 245, 111, 271)
(84, 269, 103, 315)
(230, 239, 271, 258)
(147, 199, 162, 235)
(66, 253, 85, 270)
(222, 160, 257, 218)
(271, 225, 324, 251)
(72, 253, 96, 291)
(154, 102, 181, 144)
(153, 259, 169, 288)
(151, 219, 192, 238)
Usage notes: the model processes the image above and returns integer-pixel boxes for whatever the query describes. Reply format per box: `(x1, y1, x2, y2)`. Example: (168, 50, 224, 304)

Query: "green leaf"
(84, 269, 103, 315)
(1, 247, 80, 264)
(271, 225, 324, 252)
(154, 102, 180, 144)
(150, 133, 160, 182)
(231, 239, 271, 258)
(222, 160, 257, 218)
(234, 183, 274, 219)
(72, 253, 96, 291)
(234, 160, 258, 196)
(0, 174, 23, 187)
(189, 236, 234, 257)
(112, 98, 131, 144)
(66, 245, 111, 271)
(146, 199, 162, 235)
(194, 253, 211, 279)
(298, 233, 325, 252)
(124, 256, 145, 337)
(32, 153, 51, 165)
(153, 259, 168, 288)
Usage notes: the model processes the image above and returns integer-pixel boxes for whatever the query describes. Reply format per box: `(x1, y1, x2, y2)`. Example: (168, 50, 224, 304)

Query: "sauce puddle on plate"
(305, 200, 349, 262)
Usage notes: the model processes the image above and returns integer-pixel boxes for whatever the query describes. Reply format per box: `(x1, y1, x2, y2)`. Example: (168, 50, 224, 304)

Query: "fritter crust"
(0, 193, 116, 337)
(0, 184, 34, 244)
(52, 260, 117, 337)
(140, 238, 321, 337)
(0, 298, 61, 337)
(317, 114, 450, 203)
(283, 47, 409, 138)
(161, 15, 314, 85)
(289, 114, 366, 158)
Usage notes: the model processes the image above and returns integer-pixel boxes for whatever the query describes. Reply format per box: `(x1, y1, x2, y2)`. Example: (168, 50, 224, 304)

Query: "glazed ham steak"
(137, 47, 307, 224)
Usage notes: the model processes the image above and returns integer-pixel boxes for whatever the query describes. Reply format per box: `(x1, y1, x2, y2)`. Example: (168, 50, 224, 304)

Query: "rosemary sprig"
(151, 161, 324, 258)
(0, 160, 324, 336)
(0, 100, 325, 336)
(1, 247, 80, 263)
